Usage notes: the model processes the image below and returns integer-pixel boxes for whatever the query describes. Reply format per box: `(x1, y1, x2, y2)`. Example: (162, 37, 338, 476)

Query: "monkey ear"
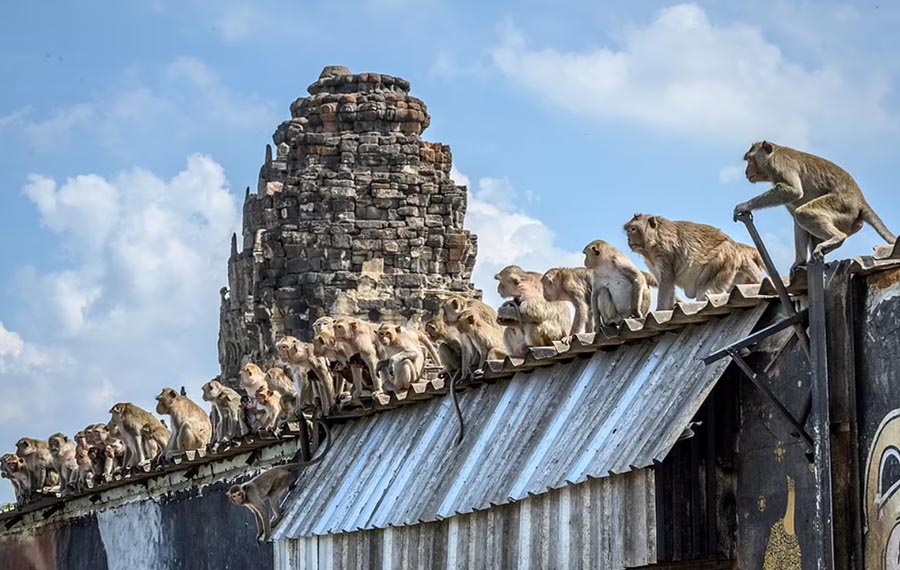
(590, 244, 600, 254)
(465, 314, 476, 325)
(493, 274, 501, 281)
(648, 216, 658, 229)
(761, 141, 774, 154)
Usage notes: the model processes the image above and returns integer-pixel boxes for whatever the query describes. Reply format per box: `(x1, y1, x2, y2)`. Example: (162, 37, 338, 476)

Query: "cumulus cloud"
(491, 4, 894, 147)
(0, 156, 239, 502)
(453, 168, 582, 307)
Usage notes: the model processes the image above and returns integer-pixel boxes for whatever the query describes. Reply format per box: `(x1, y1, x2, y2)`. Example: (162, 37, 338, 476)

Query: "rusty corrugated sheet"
(273, 305, 766, 540)
(275, 469, 656, 570)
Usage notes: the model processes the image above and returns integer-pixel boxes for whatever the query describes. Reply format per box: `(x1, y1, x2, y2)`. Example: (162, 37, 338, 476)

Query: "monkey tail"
(861, 202, 897, 244)
(284, 419, 332, 472)
(450, 373, 465, 445)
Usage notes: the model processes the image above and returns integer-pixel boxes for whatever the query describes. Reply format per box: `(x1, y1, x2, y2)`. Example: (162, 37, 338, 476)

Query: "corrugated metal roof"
(274, 304, 767, 540)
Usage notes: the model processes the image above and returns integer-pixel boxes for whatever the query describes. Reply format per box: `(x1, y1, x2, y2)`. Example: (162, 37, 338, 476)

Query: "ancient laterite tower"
(217, 66, 479, 382)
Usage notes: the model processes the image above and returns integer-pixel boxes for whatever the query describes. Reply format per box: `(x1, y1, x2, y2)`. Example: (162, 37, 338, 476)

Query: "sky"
(1, 0, 898, 504)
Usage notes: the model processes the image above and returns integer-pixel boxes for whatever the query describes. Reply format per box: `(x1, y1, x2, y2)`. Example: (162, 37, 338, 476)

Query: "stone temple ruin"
(217, 66, 479, 383)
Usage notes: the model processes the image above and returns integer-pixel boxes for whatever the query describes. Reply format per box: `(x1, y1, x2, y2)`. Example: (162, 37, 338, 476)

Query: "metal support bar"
(808, 260, 835, 570)
(734, 211, 811, 360)
(725, 348, 814, 450)
(702, 309, 807, 364)
(4, 514, 22, 529)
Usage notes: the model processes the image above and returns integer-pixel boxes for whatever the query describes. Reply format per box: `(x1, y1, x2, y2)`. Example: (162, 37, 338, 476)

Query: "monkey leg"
(794, 195, 852, 261)
(391, 358, 416, 391)
(695, 247, 738, 299)
(362, 353, 383, 394)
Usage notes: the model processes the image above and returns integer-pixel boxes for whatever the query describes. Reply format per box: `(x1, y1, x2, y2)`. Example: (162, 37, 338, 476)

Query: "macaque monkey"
(15, 437, 55, 493)
(736, 141, 896, 273)
(541, 267, 594, 335)
(109, 402, 168, 468)
(276, 336, 338, 415)
(333, 318, 383, 398)
(423, 314, 462, 379)
(241, 363, 269, 400)
(74, 448, 93, 491)
(140, 422, 171, 461)
(227, 422, 332, 542)
(495, 265, 572, 347)
(265, 367, 297, 398)
(375, 324, 428, 392)
(103, 438, 126, 480)
(203, 380, 247, 442)
(312, 316, 335, 334)
(48, 433, 77, 490)
(496, 301, 529, 358)
(241, 395, 262, 434)
(625, 214, 763, 311)
(582, 240, 651, 327)
(155, 388, 213, 455)
(1, 453, 30, 503)
(255, 387, 282, 431)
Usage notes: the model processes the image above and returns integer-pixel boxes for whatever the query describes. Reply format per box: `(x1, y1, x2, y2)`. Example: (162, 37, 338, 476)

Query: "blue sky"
(1, 1, 898, 504)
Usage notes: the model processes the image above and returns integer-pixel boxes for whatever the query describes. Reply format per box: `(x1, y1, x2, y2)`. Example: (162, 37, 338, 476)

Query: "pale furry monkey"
(255, 387, 282, 431)
(333, 318, 383, 397)
(203, 380, 247, 441)
(74, 448, 93, 492)
(227, 421, 332, 542)
(155, 388, 213, 455)
(541, 267, 594, 335)
(276, 336, 338, 415)
(265, 367, 297, 398)
(455, 309, 507, 370)
(48, 433, 77, 490)
(736, 141, 896, 271)
(495, 265, 572, 347)
(140, 422, 171, 461)
(582, 240, 651, 327)
(240, 363, 269, 400)
(103, 438, 126, 480)
(625, 214, 762, 311)
(109, 402, 167, 467)
(375, 324, 427, 392)
(496, 301, 529, 358)
(423, 314, 462, 379)
(2, 453, 30, 502)
(15, 437, 56, 492)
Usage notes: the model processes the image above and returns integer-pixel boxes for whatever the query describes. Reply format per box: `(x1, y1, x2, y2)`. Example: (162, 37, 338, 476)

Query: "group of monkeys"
(3, 141, 896, 541)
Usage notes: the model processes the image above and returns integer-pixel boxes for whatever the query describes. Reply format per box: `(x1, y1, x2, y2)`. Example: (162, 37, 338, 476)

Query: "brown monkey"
(140, 422, 171, 461)
(203, 380, 246, 442)
(109, 402, 167, 468)
(734, 243, 766, 285)
(736, 141, 896, 272)
(103, 438, 126, 480)
(541, 267, 593, 335)
(74, 448, 93, 491)
(312, 316, 335, 334)
(265, 367, 297, 398)
(624, 214, 761, 311)
(155, 388, 213, 456)
(255, 387, 282, 431)
(241, 394, 263, 434)
(333, 318, 383, 398)
(240, 363, 269, 400)
(375, 324, 430, 392)
(456, 309, 507, 370)
(583, 240, 651, 327)
(15, 437, 56, 493)
(423, 313, 463, 379)
(227, 421, 332, 542)
(1, 453, 30, 503)
(48, 433, 77, 490)
(495, 265, 572, 347)
(277, 336, 338, 415)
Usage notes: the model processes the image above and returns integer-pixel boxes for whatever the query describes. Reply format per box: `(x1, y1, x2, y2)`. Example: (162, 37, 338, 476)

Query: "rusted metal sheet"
(275, 469, 656, 570)
(274, 306, 766, 540)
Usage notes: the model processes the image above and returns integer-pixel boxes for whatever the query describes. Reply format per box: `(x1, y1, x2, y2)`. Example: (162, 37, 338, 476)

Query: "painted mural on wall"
(864, 409, 900, 569)
(763, 476, 802, 570)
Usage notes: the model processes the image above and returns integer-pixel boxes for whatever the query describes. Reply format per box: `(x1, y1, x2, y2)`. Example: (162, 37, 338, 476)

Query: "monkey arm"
(656, 262, 677, 311)
(619, 265, 645, 317)
(734, 174, 803, 219)
(389, 349, 420, 365)
(515, 298, 555, 324)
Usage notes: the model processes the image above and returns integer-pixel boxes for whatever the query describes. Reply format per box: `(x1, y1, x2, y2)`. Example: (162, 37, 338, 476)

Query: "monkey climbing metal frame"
(704, 212, 835, 570)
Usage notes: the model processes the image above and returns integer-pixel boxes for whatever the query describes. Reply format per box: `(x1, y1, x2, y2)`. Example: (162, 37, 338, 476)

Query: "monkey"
(15, 438, 56, 494)
(582, 240, 652, 328)
(240, 363, 269, 400)
(333, 318, 383, 399)
(1, 453, 30, 503)
(227, 420, 332, 542)
(375, 324, 430, 392)
(241, 394, 263, 434)
(495, 265, 572, 347)
(103, 438, 127, 481)
(74, 448, 93, 492)
(140, 422, 171, 461)
(312, 316, 335, 334)
(734, 243, 766, 286)
(202, 380, 247, 442)
(496, 301, 529, 358)
(541, 267, 594, 335)
(624, 214, 763, 311)
(48, 433, 77, 490)
(276, 336, 338, 415)
(265, 367, 297, 398)
(255, 387, 282, 432)
(155, 388, 213, 456)
(109, 402, 168, 468)
(423, 313, 463, 380)
(736, 141, 896, 274)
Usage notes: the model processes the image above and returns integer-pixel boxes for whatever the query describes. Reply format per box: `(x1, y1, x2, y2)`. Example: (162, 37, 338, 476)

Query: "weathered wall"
(274, 469, 656, 570)
(0, 481, 273, 570)
(218, 65, 479, 382)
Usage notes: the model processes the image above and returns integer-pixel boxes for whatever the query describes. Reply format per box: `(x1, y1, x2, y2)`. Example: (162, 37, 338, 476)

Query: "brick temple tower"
(217, 66, 479, 382)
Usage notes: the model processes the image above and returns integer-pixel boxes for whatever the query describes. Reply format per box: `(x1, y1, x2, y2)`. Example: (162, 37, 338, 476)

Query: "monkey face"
(423, 318, 441, 341)
(312, 316, 335, 334)
(541, 272, 558, 301)
(155, 388, 178, 414)
(624, 215, 655, 251)
(228, 485, 245, 506)
(15, 439, 36, 456)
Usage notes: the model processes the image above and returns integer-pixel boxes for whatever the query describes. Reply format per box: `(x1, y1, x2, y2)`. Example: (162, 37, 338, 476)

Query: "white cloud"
(21, 104, 94, 151)
(719, 165, 745, 185)
(0, 156, 238, 487)
(215, 4, 267, 42)
(453, 168, 583, 307)
(0, 106, 31, 129)
(491, 4, 894, 147)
